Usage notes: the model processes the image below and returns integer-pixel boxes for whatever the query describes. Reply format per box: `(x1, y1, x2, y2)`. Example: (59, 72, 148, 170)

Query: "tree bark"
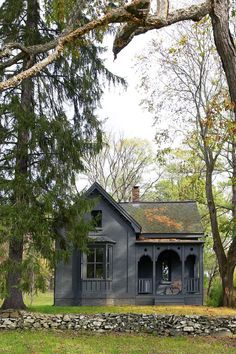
(1, 238, 25, 309)
(211, 0, 236, 117)
(222, 263, 236, 307)
(1, 0, 37, 310)
(210, 0, 236, 306)
(206, 263, 218, 298)
(205, 162, 236, 306)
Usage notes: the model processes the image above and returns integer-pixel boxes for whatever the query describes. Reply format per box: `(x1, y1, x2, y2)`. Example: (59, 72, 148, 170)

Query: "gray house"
(55, 182, 204, 306)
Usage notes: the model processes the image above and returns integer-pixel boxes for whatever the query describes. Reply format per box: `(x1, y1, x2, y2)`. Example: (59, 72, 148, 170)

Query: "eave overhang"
(140, 233, 204, 239)
(135, 239, 204, 244)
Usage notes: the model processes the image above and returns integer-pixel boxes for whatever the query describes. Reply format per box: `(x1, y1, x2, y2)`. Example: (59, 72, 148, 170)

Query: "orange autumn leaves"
(144, 208, 182, 231)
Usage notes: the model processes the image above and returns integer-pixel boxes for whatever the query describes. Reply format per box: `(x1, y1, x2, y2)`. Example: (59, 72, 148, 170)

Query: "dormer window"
(91, 210, 102, 229)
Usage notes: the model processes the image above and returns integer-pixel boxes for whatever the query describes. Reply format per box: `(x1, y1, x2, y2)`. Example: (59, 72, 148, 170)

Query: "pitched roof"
(120, 201, 203, 234)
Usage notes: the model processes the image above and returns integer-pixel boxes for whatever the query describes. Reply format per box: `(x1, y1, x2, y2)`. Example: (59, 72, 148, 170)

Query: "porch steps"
(154, 296, 185, 305)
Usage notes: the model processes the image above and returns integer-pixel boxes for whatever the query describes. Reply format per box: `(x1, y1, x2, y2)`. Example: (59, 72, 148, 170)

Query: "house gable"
(85, 182, 141, 233)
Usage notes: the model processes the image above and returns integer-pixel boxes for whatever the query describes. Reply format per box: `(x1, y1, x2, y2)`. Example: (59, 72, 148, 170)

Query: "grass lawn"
(0, 292, 235, 353)
(0, 331, 236, 354)
(25, 292, 236, 317)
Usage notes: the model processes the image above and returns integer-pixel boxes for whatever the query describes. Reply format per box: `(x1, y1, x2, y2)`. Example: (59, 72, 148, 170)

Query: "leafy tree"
(146, 149, 206, 202)
(147, 148, 231, 300)
(0, 0, 236, 307)
(0, 0, 123, 309)
(136, 18, 236, 306)
(82, 134, 161, 202)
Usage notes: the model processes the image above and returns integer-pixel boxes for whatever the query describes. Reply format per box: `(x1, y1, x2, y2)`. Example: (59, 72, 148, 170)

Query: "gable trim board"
(55, 182, 204, 306)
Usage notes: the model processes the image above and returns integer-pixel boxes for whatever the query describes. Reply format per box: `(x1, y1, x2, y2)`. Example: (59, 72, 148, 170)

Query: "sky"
(97, 33, 156, 142)
(97, 0, 203, 142)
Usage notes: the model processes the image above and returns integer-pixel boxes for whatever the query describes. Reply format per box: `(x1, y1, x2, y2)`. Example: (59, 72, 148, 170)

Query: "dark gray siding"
(55, 192, 138, 306)
(55, 250, 78, 305)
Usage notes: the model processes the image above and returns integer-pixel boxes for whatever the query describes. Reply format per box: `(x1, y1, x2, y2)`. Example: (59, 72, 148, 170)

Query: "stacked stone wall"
(0, 311, 235, 336)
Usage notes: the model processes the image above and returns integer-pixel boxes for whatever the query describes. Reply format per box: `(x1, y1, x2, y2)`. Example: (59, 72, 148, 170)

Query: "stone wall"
(0, 311, 236, 336)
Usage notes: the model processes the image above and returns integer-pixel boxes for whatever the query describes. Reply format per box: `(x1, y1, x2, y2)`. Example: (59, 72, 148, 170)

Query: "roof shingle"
(120, 202, 203, 234)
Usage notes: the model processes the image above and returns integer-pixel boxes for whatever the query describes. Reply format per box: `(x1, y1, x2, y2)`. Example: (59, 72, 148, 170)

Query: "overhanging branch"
(113, 0, 212, 57)
(0, 0, 212, 92)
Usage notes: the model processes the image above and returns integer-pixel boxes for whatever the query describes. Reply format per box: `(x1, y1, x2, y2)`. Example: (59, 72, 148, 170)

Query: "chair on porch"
(164, 280, 182, 295)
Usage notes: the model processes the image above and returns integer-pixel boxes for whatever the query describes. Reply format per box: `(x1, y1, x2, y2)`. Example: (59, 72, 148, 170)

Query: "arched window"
(156, 250, 181, 284)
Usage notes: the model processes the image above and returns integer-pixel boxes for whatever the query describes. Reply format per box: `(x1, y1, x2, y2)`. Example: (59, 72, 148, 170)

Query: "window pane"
(87, 264, 94, 278)
(87, 249, 95, 263)
(107, 246, 112, 263)
(95, 264, 104, 279)
(91, 210, 102, 228)
(96, 248, 104, 263)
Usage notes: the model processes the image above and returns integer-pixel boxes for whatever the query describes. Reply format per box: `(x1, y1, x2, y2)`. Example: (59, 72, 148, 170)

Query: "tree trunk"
(222, 263, 236, 307)
(211, 0, 236, 116)
(1, 238, 25, 310)
(206, 263, 218, 298)
(1, 77, 32, 310)
(205, 157, 236, 306)
(1, 0, 38, 310)
(209, 0, 236, 307)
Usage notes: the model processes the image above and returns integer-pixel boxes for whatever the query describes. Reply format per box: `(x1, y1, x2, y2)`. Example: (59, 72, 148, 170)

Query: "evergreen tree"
(0, 0, 123, 309)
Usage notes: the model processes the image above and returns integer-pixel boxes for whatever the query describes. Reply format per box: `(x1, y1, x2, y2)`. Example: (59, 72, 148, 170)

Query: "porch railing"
(138, 278, 153, 294)
(82, 279, 112, 292)
(185, 277, 200, 293)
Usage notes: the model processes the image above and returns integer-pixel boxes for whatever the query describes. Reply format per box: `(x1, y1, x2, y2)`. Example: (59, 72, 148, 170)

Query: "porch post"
(152, 245, 156, 295)
(181, 246, 185, 295)
(199, 245, 204, 299)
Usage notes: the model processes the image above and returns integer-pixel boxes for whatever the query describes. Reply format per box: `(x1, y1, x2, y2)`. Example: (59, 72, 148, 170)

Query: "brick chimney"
(132, 186, 140, 202)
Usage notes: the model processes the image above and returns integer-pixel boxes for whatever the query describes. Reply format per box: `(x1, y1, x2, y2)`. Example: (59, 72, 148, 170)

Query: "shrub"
(206, 279, 223, 307)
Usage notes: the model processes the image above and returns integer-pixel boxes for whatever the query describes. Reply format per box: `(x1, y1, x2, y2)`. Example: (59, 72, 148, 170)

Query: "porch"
(136, 243, 204, 304)
(138, 277, 200, 295)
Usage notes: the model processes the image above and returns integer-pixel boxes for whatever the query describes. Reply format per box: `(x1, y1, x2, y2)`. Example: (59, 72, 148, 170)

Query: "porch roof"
(120, 201, 203, 235)
(135, 238, 204, 244)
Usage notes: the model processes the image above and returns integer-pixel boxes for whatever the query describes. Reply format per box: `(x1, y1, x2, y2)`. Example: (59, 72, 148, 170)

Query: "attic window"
(91, 210, 102, 229)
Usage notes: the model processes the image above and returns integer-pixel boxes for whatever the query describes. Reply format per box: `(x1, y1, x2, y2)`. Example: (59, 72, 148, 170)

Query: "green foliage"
(0, 0, 124, 300)
(147, 149, 206, 203)
(206, 279, 223, 307)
